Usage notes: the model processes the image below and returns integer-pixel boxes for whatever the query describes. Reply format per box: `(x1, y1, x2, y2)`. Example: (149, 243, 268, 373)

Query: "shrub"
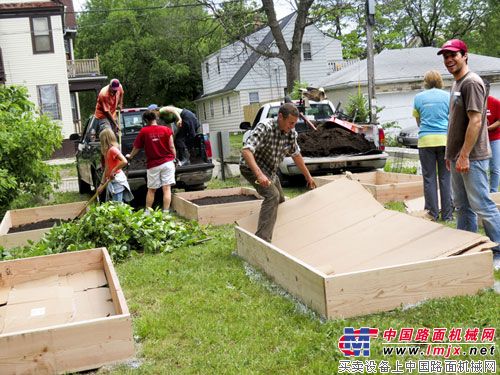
(0, 85, 63, 215)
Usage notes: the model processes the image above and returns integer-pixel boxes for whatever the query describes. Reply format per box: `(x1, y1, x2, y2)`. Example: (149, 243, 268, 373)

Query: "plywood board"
(235, 178, 495, 319)
(172, 187, 263, 225)
(324, 251, 493, 319)
(0, 202, 87, 249)
(235, 226, 327, 316)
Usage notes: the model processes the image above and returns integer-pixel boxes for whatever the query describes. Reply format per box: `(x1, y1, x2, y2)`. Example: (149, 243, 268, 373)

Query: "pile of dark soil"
(8, 218, 69, 233)
(191, 195, 260, 206)
(298, 126, 375, 157)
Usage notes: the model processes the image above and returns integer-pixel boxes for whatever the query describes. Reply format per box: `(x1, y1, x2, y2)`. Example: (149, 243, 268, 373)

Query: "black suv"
(72, 108, 214, 194)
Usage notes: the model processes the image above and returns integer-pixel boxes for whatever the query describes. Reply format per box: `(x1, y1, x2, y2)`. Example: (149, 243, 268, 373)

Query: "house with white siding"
(316, 47, 500, 134)
(195, 12, 344, 133)
(0, 0, 106, 156)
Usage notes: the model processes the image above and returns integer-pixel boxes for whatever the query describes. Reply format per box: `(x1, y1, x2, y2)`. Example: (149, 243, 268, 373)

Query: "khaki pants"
(240, 166, 285, 242)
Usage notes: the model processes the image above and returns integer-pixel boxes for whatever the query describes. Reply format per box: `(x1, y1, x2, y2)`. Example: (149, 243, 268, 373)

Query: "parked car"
(240, 100, 387, 183)
(71, 108, 214, 194)
(397, 125, 419, 148)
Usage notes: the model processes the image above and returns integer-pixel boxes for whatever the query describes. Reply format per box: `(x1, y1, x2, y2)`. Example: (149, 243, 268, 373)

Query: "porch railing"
(67, 55, 101, 77)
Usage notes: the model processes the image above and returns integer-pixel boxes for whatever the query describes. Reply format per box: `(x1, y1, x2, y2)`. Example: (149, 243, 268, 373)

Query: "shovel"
(77, 179, 110, 218)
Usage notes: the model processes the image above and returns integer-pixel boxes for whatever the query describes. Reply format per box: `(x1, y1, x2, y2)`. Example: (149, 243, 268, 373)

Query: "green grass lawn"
(5, 173, 499, 373)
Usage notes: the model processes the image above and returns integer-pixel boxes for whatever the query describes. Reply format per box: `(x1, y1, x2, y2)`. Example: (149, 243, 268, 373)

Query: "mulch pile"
(298, 125, 375, 157)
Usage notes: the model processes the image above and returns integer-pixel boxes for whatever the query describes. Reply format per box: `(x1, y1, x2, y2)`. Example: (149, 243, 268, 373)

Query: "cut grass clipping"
(1, 202, 208, 262)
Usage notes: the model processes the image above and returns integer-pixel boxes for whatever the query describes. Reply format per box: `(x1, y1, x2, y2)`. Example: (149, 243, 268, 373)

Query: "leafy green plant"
(290, 80, 309, 100)
(2, 202, 208, 263)
(0, 85, 63, 215)
(344, 87, 383, 123)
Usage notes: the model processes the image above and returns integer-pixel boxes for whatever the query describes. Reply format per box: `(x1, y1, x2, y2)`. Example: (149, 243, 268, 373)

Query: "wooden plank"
(235, 226, 328, 317)
(172, 187, 263, 225)
(0, 315, 134, 375)
(8, 202, 87, 226)
(101, 248, 128, 315)
(0, 202, 88, 249)
(371, 181, 423, 203)
(0, 211, 11, 236)
(324, 251, 493, 319)
(0, 249, 103, 288)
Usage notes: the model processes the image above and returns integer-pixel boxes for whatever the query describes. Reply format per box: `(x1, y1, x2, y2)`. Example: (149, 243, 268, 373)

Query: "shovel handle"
(77, 179, 110, 218)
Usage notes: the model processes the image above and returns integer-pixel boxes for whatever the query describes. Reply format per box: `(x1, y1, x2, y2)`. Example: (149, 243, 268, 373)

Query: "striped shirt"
(240, 118, 300, 177)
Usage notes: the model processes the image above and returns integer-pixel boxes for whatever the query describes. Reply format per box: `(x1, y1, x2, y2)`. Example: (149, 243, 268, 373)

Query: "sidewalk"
(45, 157, 76, 166)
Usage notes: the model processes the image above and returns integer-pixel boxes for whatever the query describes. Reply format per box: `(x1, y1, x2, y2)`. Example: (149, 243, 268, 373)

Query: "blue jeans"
(451, 159, 500, 252)
(489, 139, 500, 192)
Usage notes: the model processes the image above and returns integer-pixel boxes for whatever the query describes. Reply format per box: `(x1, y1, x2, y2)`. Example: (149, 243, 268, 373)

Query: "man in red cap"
(94, 78, 124, 132)
(438, 39, 500, 267)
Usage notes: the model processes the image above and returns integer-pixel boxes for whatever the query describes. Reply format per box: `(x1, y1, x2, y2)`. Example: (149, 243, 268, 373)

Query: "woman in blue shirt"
(413, 70, 453, 221)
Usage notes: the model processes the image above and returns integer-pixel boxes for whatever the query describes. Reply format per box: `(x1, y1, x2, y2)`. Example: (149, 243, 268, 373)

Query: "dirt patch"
(8, 219, 68, 233)
(298, 126, 375, 157)
(191, 195, 260, 206)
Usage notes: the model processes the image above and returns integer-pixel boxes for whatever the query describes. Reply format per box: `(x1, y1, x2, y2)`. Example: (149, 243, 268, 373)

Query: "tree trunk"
(285, 55, 301, 94)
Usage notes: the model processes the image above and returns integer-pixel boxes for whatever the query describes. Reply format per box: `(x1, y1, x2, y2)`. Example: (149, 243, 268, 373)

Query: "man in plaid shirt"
(240, 103, 316, 242)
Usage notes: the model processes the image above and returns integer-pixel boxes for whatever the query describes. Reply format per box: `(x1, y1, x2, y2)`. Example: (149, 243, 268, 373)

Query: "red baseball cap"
(110, 79, 120, 91)
(437, 39, 468, 55)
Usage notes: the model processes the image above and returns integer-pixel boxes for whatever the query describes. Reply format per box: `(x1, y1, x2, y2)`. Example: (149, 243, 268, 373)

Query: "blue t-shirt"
(413, 88, 450, 138)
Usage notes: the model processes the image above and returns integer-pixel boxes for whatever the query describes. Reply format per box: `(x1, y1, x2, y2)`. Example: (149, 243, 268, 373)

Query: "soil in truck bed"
(297, 126, 375, 157)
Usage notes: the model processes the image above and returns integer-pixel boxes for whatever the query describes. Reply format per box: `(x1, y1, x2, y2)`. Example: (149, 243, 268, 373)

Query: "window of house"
(30, 16, 54, 54)
(249, 92, 259, 104)
(210, 100, 214, 118)
(205, 62, 210, 79)
(302, 42, 312, 61)
(37, 84, 60, 120)
(203, 102, 207, 120)
(217, 57, 220, 74)
(221, 98, 225, 116)
(227, 97, 231, 114)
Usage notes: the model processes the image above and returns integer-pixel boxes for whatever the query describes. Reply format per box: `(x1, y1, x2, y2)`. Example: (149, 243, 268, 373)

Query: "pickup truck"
(71, 107, 214, 193)
(240, 100, 388, 182)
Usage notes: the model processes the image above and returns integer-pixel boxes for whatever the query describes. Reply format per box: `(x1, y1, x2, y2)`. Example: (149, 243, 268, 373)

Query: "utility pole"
(366, 0, 376, 123)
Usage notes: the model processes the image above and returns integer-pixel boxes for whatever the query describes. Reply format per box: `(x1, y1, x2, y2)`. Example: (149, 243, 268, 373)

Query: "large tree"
(200, 0, 315, 93)
(75, 0, 224, 109)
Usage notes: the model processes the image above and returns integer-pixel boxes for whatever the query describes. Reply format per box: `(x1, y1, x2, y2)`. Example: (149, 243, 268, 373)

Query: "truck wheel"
(77, 169, 92, 194)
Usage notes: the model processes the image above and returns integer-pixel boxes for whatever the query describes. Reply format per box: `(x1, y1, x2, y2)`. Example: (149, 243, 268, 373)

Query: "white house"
(316, 47, 500, 133)
(195, 12, 344, 133)
(0, 0, 106, 156)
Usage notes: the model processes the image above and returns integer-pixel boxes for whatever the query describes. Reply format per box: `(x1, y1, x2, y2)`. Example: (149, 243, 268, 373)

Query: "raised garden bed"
(0, 247, 134, 374)
(314, 171, 423, 203)
(0, 202, 86, 249)
(236, 178, 494, 319)
(172, 187, 262, 225)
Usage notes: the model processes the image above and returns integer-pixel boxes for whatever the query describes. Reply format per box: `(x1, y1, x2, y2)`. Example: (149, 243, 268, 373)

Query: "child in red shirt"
(98, 128, 133, 202)
(127, 110, 176, 214)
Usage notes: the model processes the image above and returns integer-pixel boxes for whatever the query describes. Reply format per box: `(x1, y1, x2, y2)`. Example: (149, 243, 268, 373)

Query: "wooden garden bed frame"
(0, 248, 134, 374)
(0, 202, 87, 249)
(314, 171, 423, 203)
(236, 178, 494, 319)
(171, 187, 262, 225)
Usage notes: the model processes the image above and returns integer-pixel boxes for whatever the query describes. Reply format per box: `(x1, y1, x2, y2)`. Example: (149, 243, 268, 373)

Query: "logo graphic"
(338, 327, 379, 357)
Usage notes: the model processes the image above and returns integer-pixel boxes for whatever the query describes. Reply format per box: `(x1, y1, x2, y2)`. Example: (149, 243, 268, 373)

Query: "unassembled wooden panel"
(172, 187, 262, 225)
(0, 202, 87, 249)
(324, 251, 493, 319)
(0, 315, 134, 375)
(235, 226, 327, 317)
(0, 249, 103, 288)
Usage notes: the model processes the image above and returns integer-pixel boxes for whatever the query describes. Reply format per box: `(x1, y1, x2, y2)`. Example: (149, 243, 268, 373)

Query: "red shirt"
(133, 125, 175, 169)
(105, 146, 123, 179)
(94, 84, 124, 120)
(487, 96, 500, 142)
